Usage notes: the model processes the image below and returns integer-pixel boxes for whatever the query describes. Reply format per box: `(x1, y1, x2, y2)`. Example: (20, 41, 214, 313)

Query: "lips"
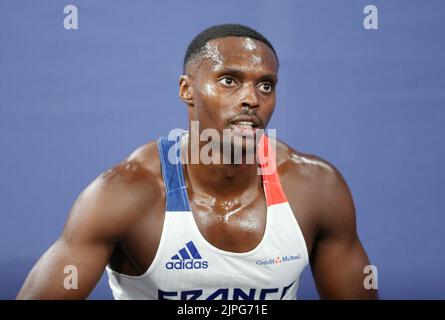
(235, 121, 256, 129)
(229, 116, 261, 136)
(229, 116, 260, 128)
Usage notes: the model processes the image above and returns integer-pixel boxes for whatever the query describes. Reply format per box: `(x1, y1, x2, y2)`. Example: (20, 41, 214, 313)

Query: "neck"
(182, 133, 261, 197)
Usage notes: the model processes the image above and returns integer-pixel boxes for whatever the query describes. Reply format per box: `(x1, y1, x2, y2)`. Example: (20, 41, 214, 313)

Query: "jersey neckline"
(177, 130, 279, 257)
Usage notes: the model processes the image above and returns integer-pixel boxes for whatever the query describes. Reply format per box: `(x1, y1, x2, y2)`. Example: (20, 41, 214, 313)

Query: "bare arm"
(17, 160, 152, 299)
(310, 167, 378, 299)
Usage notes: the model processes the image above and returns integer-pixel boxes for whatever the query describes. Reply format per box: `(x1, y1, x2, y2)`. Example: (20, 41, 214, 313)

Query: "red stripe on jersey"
(257, 134, 288, 206)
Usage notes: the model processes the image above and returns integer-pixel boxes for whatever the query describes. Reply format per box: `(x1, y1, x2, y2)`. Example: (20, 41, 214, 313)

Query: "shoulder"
(91, 140, 163, 207)
(275, 139, 356, 234)
(63, 140, 164, 242)
(275, 138, 342, 191)
(103, 140, 163, 190)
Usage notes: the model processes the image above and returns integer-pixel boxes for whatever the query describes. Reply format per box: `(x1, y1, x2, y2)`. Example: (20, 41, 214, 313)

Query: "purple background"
(1, 0, 444, 299)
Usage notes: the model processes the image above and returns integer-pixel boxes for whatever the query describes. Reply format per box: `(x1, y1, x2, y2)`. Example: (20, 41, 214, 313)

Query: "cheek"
(202, 83, 217, 97)
(193, 82, 221, 122)
(259, 98, 276, 125)
(195, 82, 218, 113)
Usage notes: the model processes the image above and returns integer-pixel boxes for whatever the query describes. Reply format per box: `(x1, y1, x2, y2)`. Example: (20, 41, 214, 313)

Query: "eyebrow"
(217, 67, 278, 83)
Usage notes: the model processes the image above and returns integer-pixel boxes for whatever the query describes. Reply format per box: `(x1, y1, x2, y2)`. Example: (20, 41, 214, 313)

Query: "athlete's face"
(180, 36, 278, 144)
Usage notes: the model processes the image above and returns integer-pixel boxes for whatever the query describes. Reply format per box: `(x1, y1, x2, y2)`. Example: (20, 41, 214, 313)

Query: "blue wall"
(1, 0, 444, 299)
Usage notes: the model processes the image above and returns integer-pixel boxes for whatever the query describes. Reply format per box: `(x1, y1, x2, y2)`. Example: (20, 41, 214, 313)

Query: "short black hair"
(183, 23, 278, 73)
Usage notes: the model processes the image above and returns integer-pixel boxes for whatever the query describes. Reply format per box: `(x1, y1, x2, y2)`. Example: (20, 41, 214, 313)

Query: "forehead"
(194, 36, 278, 75)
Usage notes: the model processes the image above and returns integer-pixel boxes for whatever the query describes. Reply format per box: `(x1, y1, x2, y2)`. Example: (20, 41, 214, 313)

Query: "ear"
(179, 75, 194, 105)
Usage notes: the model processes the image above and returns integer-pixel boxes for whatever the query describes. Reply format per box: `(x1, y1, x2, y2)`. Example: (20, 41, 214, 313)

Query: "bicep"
(16, 235, 112, 299)
(310, 233, 376, 299)
(17, 160, 157, 299)
(17, 171, 132, 299)
(309, 167, 377, 299)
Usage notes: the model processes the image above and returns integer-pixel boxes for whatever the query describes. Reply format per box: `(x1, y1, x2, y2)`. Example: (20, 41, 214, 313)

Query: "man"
(17, 24, 377, 300)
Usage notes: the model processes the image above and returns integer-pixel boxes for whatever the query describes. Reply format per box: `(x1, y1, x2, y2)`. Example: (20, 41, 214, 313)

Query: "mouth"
(229, 116, 260, 136)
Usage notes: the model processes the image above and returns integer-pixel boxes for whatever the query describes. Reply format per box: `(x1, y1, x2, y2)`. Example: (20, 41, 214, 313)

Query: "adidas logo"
(165, 241, 209, 270)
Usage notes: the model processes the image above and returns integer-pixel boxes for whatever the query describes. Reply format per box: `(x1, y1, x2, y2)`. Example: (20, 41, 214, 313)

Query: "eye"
(258, 82, 273, 93)
(218, 76, 237, 87)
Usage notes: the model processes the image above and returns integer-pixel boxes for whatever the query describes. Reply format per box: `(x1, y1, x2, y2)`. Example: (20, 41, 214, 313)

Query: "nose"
(240, 83, 259, 110)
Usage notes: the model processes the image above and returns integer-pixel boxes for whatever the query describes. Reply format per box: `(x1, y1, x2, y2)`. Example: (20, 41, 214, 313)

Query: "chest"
(115, 176, 317, 276)
(188, 190, 268, 253)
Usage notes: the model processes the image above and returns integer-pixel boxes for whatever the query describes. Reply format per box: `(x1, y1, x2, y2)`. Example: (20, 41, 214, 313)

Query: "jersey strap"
(157, 132, 191, 212)
(257, 134, 288, 206)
